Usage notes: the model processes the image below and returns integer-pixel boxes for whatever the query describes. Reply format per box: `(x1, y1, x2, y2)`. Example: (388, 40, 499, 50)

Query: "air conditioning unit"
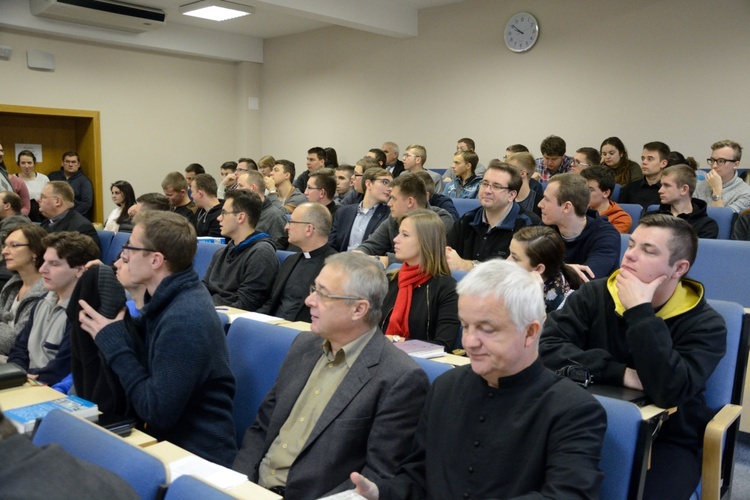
(30, 0, 166, 33)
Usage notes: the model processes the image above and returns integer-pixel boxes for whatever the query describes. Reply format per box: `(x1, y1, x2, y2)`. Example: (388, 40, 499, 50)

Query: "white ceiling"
(0, 0, 464, 63)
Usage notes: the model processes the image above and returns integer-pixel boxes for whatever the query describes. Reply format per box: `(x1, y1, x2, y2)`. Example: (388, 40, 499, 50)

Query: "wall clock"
(504, 12, 539, 53)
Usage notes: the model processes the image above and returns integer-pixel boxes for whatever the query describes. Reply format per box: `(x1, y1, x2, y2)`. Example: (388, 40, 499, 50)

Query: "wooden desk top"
(145, 441, 282, 499)
(431, 353, 471, 366)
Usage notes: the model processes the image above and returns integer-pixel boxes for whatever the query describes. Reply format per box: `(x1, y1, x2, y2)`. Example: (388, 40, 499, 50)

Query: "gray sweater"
(0, 275, 46, 355)
(695, 174, 750, 213)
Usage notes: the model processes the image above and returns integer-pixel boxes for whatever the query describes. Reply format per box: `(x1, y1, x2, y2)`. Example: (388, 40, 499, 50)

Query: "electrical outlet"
(0, 46, 12, 60)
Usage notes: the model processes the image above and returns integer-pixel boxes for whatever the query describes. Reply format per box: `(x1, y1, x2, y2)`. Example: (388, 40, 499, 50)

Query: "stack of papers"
(394, 339, 445, 359)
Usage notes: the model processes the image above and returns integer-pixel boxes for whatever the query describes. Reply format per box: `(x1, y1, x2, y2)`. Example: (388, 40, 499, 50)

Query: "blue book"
(5, 395, 98, 433)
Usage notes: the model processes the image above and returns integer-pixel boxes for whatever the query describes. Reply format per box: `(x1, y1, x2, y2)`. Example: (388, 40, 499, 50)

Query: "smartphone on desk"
(97, 415, 138, 437)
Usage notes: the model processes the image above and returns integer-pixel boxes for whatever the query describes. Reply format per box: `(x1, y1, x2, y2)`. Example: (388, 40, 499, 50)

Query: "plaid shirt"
(535, 155, 573, 182)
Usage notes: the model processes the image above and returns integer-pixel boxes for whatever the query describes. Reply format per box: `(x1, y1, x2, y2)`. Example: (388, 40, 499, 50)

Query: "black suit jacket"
(41, 209, 101, 249)
(390, 160, 405, 178)
(328, 203, 390, 252)
(257, 244, 338, 321)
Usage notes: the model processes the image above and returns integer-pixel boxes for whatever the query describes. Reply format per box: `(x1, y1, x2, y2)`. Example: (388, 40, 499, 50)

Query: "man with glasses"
(203, 190, 277, 311)
(258, 202, 336, 321)
(78, 211, 237, 467)
(339, 157, 380, 206)
(329, 168, 392, 252)
(305, 168, 338, 216)
(401, 144, 443, 195)
(39, 181, 100, 248)
(695, 139, 750, 213)
(446, 163, 539, 271)
(233, 252, 428, 499)
(48, 151, 94, 220)
(570, 147, 601, 175)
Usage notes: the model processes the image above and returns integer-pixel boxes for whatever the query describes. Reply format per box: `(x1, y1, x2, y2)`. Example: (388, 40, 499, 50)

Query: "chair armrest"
(702, 404, 742, 500)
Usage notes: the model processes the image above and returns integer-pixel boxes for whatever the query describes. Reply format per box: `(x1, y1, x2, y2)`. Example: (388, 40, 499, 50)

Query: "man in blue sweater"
(48, 151, 94, 220)
(78, 211, 237, 466)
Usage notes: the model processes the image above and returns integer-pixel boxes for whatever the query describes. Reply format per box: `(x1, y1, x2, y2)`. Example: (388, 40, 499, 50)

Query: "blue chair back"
(226, 318, 301, 446)
(166, 475, 234, 499)
(611, 183, 622, 203)
(705, 206, 737, 240)
(688, 239, 750, 307)
(704, 300, 746, 412)
(452, 198, 481, 217)
(32, 409, 168, 499)
(194, 242, 224, 278)
(618, 204, 644, 233)
(413, 357, 452, 383)
(593, 396, 643, 500)
(104, 231, 130, 265)
(277, 250, 295, 266)
(97, 230, 115, 260)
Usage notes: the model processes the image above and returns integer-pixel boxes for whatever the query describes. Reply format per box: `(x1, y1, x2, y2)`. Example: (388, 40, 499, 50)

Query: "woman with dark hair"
(600, 136, 642, 186)
(14, 150, 49, 222)
(0, 225, 47, 357)
(325, 147, 339, 169)
(104, 180, 136, 232)
(380, 209, 460, 351)
(508, 226, 583, 313)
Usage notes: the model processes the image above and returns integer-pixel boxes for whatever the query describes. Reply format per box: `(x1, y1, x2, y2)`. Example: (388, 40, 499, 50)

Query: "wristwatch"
(711, 194, 723, 201)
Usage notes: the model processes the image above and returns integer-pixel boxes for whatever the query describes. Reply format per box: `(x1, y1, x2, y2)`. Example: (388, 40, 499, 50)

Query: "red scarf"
(385, 263, 432, 338)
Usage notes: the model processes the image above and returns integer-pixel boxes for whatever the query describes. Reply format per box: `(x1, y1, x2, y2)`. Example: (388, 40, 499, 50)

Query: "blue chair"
(593, 396, 643, 500)
(618, 203, 644, 233)
(277, 250, 294, 266)
(451, 198, 481, 217)
(413, 357, 452, 383)
(226, 318, 301, 446)
(166, 475, 234, 499)
(687, 239, 750, 308)
(193, 241, 224, 278)
(612, 183, 622, 203)
(97, 230, 114, 259)
(690, 300, 749, 499)
(705, 207, 737, 240)
(32, 409, 168, 499)
(104, 231, 130, 265)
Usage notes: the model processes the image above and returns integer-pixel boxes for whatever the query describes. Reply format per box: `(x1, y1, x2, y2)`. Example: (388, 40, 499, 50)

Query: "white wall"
(260, 0, 750, 171)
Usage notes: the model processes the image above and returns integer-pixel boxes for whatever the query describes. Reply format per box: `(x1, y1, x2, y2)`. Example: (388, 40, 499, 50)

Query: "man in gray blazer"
(232, 252, 429, 499)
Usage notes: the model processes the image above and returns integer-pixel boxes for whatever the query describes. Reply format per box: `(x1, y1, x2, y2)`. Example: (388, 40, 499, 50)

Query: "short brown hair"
(405, 144, 427, 165)
(161, 172, 188, 192)
(47, 181, 74, 204)
(134, 211, 196, 273)
(506, 152, 536, 176)
(391, 173, 427, 208)
(548, 173, 589, 217)
(9, 224, 48, 270)
(661, 164, 697, 195)
(309, 168, 336, 199)
(711, 140, 742, 161)
(0, 191, 22, 213)
(191, 173, 218, 197)
(540, 135, 566, 156)
(637, 213, 698, 266)
(42, 231, 100, 268)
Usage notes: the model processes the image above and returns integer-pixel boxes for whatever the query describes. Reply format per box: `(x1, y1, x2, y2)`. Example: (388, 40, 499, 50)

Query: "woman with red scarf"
(380, 210, 460, 351)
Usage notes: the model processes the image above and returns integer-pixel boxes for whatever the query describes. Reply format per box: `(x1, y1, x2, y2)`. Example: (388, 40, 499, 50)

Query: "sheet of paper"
(169, 455, 248, 490)
(318, 490, 367, 500)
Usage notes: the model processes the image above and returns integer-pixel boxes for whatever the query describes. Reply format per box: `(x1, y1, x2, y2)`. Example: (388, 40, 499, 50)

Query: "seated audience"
(540, 214, 726, 498)
(381, 141, 404, 177)
(190, 173, 223, 238)
(233, 253, 429, 499)
(39, 181, 100, 248)
(203, 190, 278, 311)
(508, 226, 583, 312)
(329, 168, 392, 252)
(506, 152, 543, 217)
(218, 160, 238, 197)
(267, 160, 307, 214)
(340, 157, 380, 206)
(538, 173, 620, 281)
(695, 139, 750, 213)
(78, 211, 237, 466)
(104, 180, 135, 233)
(619, 141, 670, 209)
(184, 163, 205, 184)
(653, 164, 719, 238)
(535, 135, 572, 182)
(570, 147, 601, 175)
(161, 172, 198, 224)
(236, 170, 288, 247)
(446, 163, 539, 271)
(0, 225, 46, 358)
(351, 259, 606, 499)
(334, 164, 354, 203)
(413, 170, 459, 222)
(443, 137, 487, 182)
(120, 192, 170, 232)
(8, 231, 99, 385)
(258, 202, 337, 321)
(48, 151, 93, 220)
(294, 147, 326, 193)
(381, 210, 459, 351)
(600, 136, 642, 185)
(401, 144, 443, 195)
(442, 150, 481, 199)
(13, 149, 47, 220)
(580, 166, 632, 233)
(304, 168, 338, 216)
(356, 173, 453, 266)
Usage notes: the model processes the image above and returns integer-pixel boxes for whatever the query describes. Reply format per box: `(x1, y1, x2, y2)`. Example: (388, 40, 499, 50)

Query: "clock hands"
(511, 24, 524, 35)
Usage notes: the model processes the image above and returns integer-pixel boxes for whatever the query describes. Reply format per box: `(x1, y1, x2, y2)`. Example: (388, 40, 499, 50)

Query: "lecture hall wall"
(2, 0, 750, 219)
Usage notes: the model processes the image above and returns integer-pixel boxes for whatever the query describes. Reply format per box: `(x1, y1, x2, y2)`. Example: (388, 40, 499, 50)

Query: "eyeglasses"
(706, 158, 737, 167)
(287, 220, 314, 229)
(38, 193, 58, 200)
(122, 240, 158, 254)
(235, 167, 249, 172)
(2, 242, 29, 250)
(352, 173, 363, 178)
(309, 284, 363, 301)
(480, 181, 513, 191)
(373, 178, 392, 186)
(220, 210, 242, 217)
(402, 153, 419, 158)
(572, 159, 590, 167)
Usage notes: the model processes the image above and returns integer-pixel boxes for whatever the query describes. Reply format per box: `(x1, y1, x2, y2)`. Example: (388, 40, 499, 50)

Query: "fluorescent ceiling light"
(180, 1, 254, 21)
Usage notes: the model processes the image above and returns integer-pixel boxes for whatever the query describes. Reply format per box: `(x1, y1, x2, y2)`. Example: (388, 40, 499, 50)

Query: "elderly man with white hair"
(352, 259, 607, 499)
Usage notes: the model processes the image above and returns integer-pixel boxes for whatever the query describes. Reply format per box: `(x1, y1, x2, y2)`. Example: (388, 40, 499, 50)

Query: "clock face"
(504, 12, 539, 53)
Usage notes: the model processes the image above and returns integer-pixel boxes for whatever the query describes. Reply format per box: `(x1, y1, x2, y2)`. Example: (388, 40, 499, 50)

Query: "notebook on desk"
(588, 384, 651, 407)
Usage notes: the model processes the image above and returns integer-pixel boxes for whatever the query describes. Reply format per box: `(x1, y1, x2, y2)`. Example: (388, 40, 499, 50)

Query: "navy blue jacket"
(329, 203, 390, 252)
